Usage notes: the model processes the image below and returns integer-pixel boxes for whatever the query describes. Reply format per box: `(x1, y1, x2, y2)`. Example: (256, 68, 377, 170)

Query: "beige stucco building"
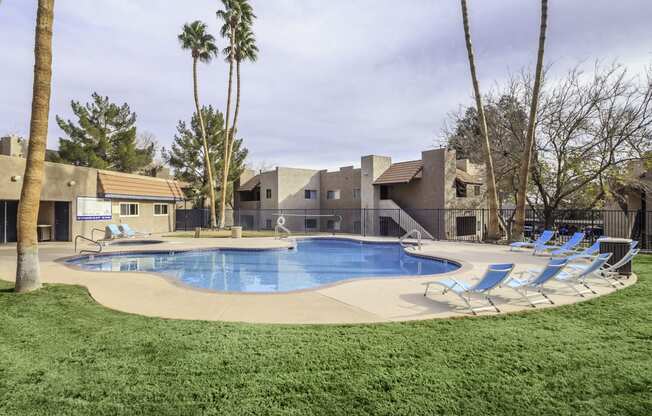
(0, 137, 183, 243)
(235, 148, 487, 239)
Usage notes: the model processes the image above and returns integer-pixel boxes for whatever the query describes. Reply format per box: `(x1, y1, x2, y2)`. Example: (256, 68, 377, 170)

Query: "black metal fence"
(175, 208, 652, 250)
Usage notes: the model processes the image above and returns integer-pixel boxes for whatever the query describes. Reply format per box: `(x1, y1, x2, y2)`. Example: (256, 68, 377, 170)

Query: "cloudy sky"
(1, 1, 651, 170)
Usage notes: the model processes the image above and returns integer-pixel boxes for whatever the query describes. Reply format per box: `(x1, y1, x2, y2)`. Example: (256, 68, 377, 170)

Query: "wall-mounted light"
(11, 175, 21, 182)
(68, 180, 76, 186)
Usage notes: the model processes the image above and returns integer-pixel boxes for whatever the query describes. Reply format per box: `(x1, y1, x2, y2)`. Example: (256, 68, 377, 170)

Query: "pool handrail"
(400, 229, 422, 251)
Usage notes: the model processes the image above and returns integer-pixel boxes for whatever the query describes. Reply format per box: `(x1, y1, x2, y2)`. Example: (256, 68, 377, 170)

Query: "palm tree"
(513, 0, 548, 241)
(216, 0, 254, 228)
(460, 0, 501, 241)
(15, 0, 55, 293)
(222, 26, 258, 212)
(178, 21, 219, 229)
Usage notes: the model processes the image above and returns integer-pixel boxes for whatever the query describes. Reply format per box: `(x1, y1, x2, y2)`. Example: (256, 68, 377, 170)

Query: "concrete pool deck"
(0, 236, 636, 324)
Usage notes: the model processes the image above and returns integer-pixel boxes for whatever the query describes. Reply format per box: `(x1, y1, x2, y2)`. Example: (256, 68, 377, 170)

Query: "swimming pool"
(66, 238, 459, 293)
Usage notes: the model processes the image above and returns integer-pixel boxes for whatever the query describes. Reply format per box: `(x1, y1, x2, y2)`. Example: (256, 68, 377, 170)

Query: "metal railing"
(174, 208, 652, 250)
(400, 229, 422, 251)
(74, 234, 102, 254)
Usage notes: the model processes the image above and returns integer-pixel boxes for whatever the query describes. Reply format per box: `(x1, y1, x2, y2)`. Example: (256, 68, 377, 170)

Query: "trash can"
(599, 237, 633, 277)
(231, 226, 243, 239)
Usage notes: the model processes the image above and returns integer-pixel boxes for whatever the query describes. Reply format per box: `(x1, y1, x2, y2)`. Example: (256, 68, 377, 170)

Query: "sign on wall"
(76, 197, 112, 221)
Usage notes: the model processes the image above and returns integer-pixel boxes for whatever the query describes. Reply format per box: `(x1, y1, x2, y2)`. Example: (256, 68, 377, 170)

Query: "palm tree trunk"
(460, 0, 501, 241)
(513, 0, 548, 241)
(223, 59, 241, 208)
(16, 0, 55, 293)
(218, 28, 235, 229)
(193, 57, 218, 229)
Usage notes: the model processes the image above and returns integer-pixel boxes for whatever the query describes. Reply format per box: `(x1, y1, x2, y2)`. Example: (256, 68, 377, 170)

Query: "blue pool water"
(66, 238, 459, 293)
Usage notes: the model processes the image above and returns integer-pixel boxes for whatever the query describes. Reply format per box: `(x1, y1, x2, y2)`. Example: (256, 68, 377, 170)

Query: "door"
(54, 201, 70, 241)
(0, 201, 18, 243)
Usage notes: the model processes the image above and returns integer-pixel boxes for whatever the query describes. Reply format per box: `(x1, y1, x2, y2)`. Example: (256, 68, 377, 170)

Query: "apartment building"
(0, 136, 184, 243)
(234, 148, 487, 239)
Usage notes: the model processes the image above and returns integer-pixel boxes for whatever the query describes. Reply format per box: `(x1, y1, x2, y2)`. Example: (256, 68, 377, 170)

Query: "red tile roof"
(456, 169, 483, 185)
(98, 171, 185, 201)
(374, 160, 423, 185)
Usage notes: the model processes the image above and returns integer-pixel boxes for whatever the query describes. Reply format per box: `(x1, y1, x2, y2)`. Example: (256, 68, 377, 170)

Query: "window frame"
(304, 189, 317, 200)
(326, 190, 341, 200)
(304, 218, 318, 229)
(119, 202, 139, 217)
(153, 203, 169, 216)
(353, 188, 361, 200)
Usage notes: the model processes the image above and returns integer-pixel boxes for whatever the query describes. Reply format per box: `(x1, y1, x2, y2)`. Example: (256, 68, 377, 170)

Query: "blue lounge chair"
(566, 239, 602, 262)
(554, 253, 612, 296)
(104, 224, 124, 240)
(423, 263, 515, 315)
(118, 223, 150, 238)
(569, 243, 639, 287)
(541, 232, 585, 256)
(503, 258, 569, 307)
(510, 230, 554, 252)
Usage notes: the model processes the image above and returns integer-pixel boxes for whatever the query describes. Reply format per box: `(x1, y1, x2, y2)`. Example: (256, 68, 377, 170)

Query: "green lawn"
(0, 259, 651, 415)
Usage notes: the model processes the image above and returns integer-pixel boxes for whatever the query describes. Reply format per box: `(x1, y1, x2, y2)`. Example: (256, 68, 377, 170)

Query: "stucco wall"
(0, 155, 177, 241)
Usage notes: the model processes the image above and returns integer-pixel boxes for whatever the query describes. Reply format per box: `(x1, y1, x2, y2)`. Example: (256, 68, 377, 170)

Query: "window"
(455, 181, 467, 198)
(153, 203, 168, 216)
(456, 216, 476, 236)
(326, 190, 340, 200)
(380, 185, 391, 200)
(240, 188, 260, 202)
(305, 218, 317, 229)
(353, 188, 361, 200)
(304, 189, 317, 199)
(327, 220, 341, 231)
(266, 219, 272, 229)
(266, 189, 272, 199)
(119, 203, 139, 217)
(474, 185, 481, 196)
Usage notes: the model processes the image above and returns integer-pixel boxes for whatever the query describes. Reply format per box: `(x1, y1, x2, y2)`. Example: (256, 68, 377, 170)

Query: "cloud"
(1, 0, 650, 170)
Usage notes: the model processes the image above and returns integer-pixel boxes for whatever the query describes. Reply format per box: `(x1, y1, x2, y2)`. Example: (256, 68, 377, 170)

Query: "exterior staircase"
(378, 199, 434, 239)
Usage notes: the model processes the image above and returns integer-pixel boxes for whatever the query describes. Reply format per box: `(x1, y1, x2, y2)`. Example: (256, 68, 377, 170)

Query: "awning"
(237, 175, 261, 192)
(374, 160, 423, 185)
(455, 169, 483, 185)
(97, 171, 185, 201)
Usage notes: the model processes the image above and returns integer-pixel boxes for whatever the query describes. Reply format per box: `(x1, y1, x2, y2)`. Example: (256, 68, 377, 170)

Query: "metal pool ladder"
(400, 229, 422, 251)
(274, 216, 291, 239)
(74, 234, 102, 254)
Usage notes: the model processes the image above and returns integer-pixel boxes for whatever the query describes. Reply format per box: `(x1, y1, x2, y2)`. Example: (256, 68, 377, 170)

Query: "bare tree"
(445, 63, 652, 229)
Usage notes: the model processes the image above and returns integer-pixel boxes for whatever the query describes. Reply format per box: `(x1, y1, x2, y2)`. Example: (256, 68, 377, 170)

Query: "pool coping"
(56, 237, 469, 296)
(0, 235, 637, 324)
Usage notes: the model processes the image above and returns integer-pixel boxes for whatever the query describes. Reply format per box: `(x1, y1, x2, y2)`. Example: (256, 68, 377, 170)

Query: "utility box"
(599, 237, 633, 276)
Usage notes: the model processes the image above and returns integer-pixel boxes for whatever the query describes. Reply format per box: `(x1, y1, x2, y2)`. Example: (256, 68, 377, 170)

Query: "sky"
(1, 1, 651, 170)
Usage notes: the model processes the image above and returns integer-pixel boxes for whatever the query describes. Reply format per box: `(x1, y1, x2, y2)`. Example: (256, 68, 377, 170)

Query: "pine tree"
(165, 105, 247, 207)
(55, 93, 154, 173)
